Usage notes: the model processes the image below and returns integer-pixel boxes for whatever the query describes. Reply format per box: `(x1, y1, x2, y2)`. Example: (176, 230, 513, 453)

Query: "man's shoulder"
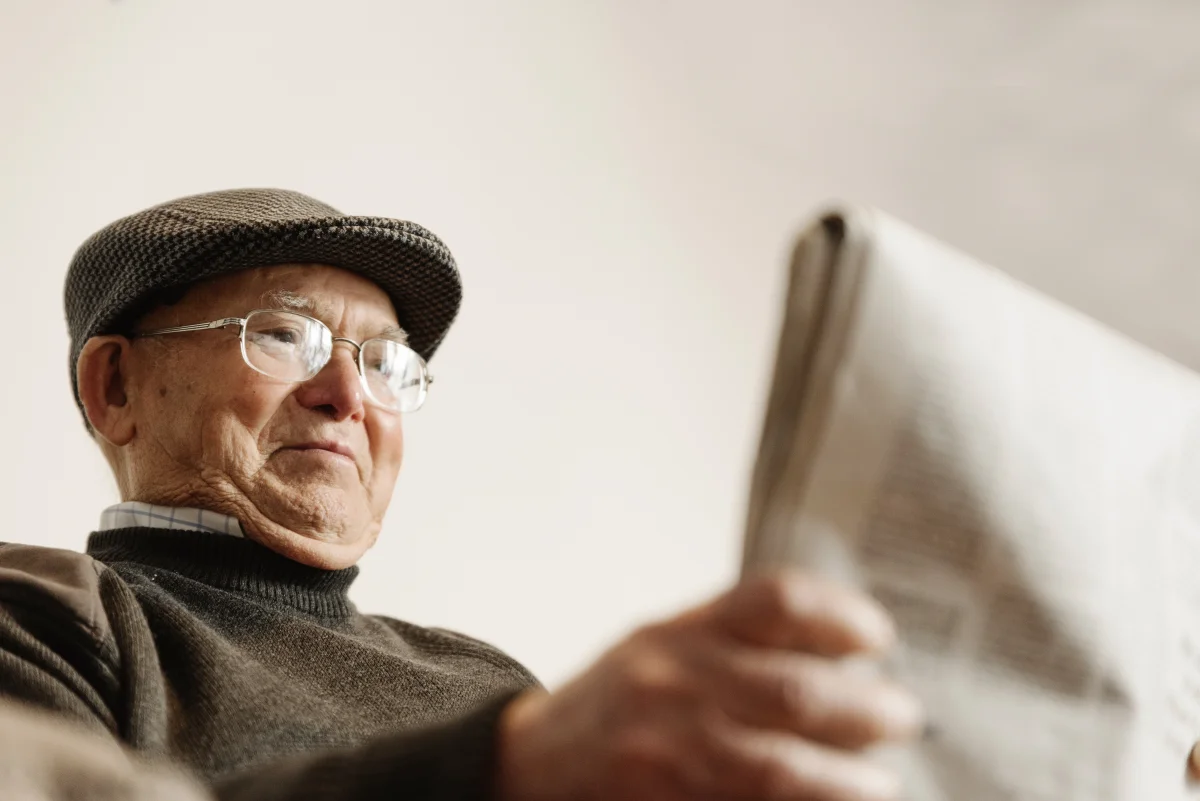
(0, 543, 113, 644)
(369, 614, 541, 689)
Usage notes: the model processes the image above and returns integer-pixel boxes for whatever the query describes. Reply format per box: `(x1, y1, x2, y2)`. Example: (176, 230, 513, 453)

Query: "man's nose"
(292, 344, 365, 422)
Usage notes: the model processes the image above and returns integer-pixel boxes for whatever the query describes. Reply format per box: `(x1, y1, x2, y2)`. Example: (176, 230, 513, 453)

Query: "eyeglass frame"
(133, 308, 434, 413)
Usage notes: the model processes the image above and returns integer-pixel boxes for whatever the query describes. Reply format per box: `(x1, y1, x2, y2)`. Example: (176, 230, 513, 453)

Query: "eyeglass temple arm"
(136, 318, 245, 337)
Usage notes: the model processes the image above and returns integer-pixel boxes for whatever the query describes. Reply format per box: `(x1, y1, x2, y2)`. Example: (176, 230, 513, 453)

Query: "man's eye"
(259, 328, 301, 345)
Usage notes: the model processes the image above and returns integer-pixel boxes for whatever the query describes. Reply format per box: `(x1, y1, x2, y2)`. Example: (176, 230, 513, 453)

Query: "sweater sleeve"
(0, 545, 210, 800)
(213, 689, 526, 801)
(0, 544, 124, 736)
(0, 543, 531, 801)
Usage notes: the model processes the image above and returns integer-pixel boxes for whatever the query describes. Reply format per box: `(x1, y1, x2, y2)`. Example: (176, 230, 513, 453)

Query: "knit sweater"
(0, 527, 540, 799)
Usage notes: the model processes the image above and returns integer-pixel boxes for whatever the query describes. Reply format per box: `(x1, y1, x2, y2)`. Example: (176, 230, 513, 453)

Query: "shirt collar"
(99, 502, 245, 538)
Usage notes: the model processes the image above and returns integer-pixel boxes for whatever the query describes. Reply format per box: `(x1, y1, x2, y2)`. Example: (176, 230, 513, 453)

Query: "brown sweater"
(0, 528, 539, 800)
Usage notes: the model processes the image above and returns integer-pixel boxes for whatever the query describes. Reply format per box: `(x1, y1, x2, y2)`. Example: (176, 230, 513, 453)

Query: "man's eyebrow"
(377, 325, 409, 344)
(259, 289, 408, 343)
(260, 289, 315, 312)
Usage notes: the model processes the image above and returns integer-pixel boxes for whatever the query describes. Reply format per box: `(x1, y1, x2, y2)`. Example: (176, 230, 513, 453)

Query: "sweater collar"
(86, 527, 359, 619)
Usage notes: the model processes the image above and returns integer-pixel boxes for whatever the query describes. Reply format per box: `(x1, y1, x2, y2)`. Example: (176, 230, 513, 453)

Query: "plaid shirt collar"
(98, 502, 244, 538)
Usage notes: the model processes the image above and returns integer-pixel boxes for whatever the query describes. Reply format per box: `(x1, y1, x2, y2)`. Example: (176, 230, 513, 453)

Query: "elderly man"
(0, 189, 921, 801)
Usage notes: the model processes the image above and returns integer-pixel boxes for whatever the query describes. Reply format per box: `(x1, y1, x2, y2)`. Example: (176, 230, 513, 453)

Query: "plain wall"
(2, 0, 1199, 686)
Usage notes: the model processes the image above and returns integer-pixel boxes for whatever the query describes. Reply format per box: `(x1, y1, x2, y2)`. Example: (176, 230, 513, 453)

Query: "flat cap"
(64, 188, 462, 422)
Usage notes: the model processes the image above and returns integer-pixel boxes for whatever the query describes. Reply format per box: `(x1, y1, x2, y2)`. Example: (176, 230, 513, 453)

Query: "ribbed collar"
(86, 528, 359, 620)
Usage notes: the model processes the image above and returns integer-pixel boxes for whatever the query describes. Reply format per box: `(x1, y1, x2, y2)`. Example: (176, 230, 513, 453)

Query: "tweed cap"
(64, 188, 462, 421)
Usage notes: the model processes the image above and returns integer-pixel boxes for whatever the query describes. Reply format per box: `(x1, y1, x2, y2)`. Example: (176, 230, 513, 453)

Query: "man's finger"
(702, 572, 896, 657)
(701, 647, 923, 749)
(684, 720, 901, 801)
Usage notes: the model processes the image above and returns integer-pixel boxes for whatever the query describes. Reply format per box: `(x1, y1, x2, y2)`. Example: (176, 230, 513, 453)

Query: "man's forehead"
(258, 287, 324, 313)
(257, 287, 406, 339)
(245, 263, 391, 300)
(178, 264, 402, 334)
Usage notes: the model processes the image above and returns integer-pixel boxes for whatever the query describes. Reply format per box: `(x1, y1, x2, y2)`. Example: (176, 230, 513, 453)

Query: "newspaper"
(741, 207, 1200, 801)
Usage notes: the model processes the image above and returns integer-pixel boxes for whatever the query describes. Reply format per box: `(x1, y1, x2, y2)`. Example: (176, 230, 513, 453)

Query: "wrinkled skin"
(77, 263, 405, 570)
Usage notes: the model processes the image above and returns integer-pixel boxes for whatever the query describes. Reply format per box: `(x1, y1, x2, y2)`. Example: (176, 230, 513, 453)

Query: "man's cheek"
(368, 452, 402, 511)
(369, 478, 397, 520)
(378, 442, 404, 482)
(228, 402, 289, 444)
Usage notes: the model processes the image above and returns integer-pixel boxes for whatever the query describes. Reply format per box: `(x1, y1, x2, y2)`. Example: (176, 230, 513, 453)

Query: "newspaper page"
(741, 208, 1200, 801)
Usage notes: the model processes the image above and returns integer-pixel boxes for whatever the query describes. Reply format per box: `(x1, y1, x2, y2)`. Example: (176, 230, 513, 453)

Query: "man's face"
(120, 264, 407, 568)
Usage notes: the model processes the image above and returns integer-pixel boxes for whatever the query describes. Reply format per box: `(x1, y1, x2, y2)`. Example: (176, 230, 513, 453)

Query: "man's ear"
(77, 335, 137, 446)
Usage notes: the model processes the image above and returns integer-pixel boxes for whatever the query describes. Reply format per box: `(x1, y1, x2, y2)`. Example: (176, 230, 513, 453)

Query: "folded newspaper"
(741, 207, 1200, 801)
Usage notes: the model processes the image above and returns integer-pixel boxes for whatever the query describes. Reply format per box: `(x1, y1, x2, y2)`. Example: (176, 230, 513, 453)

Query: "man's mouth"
(283, 441, 356, 466)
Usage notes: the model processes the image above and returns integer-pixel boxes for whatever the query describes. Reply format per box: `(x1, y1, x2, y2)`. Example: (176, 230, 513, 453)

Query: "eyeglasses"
(136, 309, 432, 413)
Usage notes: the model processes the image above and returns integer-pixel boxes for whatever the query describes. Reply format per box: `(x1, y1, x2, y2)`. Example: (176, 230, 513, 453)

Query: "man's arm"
(0, 544, 921, 801)
(212, 690, 523, 801)
(0, 544, 521, 801)
(0, 623, 520, 801)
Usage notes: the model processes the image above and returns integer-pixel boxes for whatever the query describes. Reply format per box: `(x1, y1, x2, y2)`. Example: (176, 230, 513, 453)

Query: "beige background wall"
(2, 0, 1197, 685)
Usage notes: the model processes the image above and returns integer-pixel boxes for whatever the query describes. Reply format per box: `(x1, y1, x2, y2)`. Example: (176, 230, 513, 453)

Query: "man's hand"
(496, 571, 922, 801)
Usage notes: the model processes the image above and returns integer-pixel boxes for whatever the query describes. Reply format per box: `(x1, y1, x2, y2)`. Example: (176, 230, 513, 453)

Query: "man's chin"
(268, 531, 371, 570)
(239, 488, 378, 569)
(242, 519, 376, 570)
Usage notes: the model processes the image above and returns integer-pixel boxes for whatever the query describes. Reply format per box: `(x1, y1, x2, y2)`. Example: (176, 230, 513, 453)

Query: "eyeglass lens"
(241, 310, 427, 412)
